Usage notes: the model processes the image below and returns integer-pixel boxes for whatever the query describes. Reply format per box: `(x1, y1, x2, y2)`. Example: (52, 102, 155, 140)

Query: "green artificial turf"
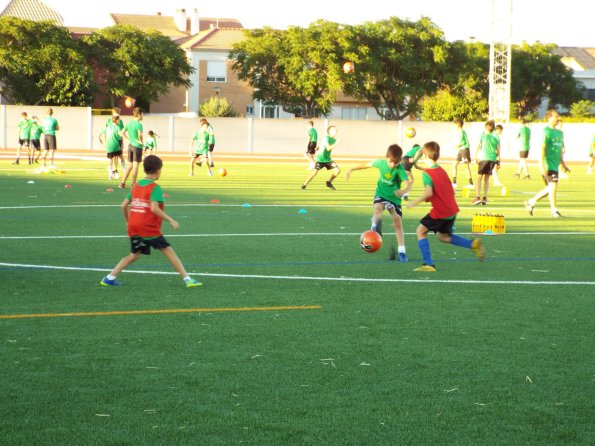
(0, 159, 593, 445)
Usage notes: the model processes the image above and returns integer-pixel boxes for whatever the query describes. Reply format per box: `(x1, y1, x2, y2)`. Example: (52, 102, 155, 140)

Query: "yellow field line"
(0, 305, 322, 320)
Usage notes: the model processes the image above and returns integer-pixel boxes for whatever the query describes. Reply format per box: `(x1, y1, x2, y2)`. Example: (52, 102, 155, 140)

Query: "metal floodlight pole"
(489, 0, 512, 123)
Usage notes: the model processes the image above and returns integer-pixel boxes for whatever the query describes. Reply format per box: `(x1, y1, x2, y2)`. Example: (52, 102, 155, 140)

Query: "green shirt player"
(472, 120, 500, 206)
(30, 118, 43, 163)
(100, 116, 124, 180)
(41, 108, 59, 168)
(119, 107, 144, 189)
(304, 120, 319, 168)
(190, 121, 212, 177)
(346, 144, 412, 262)
(406, 141, 485, 272)
(524, 109, 570, 218)
(14, 112, 33, 165)
(301, 125, 341, 190)
(451, 119, 473, 188)
(515, 117, 531, 179)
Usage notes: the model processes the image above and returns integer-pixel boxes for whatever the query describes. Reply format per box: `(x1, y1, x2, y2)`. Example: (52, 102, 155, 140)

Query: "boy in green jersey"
(524, 109, 570, 218)
(406, 141, 485, 272)
(190, 120, 212, 176)
(304, 120, 318, 169)
(301, 125, 340, 190)
(14, 112, 33, 165)
(451, 119, 473, 188)
(346, 144, 412, 262)
(588, 134, 595, 174)
(107, 107, 126, 177)
(205, 119, 216, 168)
(100, 115, 124, 180)
(515, 117, 531, 179)
(119, 107, 144, 188)
(472, 120, 500, 205)
(143, 130, 158, 156)
(30, 117, 42, 163)
(41, 108, 59, 169)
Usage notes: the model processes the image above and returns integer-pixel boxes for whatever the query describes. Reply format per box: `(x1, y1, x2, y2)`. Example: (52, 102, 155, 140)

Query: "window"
(341, 107, 368, 120)
(207, 61, 226, 82)
(262, 106, 278, 119)
(246, 105, 254, 116)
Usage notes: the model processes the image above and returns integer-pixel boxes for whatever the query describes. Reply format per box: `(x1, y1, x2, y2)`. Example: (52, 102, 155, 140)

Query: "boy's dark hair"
(495, 124, 503, 131)
(423, 141, 440, 161)
(454, 119, 464, 127)
(111, 116, 119, 124)
(485, 120, 495, 132)
(111, 107, 121, 115)
(133, 107, 143, 117)
(143, 155, 162, 174)
(148, 130, 154, 136)
(21, 112, 27, 117)
(199, 118, 207, 124)
(386, 144, 403, 161)
(47, 107, 53, 116)
(308, 120, 314, 126)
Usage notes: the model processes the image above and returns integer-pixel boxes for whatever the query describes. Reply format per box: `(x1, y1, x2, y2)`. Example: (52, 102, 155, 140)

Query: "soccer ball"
(124, 96, 135, 108)
(343, 61, 355, 74)
(218, 168, 227, 177)
(404, 127, 416, 138)
(360, 230, 382, 253)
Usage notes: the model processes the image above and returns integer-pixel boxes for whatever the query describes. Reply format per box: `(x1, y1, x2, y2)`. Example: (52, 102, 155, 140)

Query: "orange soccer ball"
(218, 168, 227, 177)
(404, 127, 416, 139)
(360, 230, 382, 253)
(124, 96, 135, 108)
(343, 61, 355, 74)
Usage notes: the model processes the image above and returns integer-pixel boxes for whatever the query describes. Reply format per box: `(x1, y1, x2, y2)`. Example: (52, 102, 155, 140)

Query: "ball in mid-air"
(124, 96, 135, 108)
(360, 230, 382, 253)
(343, 61, 355, 74)
(218, 168, 227, 177)
(404, 127, 416, 139)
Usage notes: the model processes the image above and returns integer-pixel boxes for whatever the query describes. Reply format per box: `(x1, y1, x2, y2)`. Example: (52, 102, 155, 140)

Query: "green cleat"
(414, 264, 437, 272)
(185, 278, 202, 288)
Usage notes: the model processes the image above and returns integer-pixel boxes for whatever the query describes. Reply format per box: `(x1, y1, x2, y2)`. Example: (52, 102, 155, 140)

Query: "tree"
(421, 89, 487, 122)
(199, 96, 238, 117)
(511, 42, 582, 116)
(0, 17, 94, 105)
(230, 21, 349, 118)
(82, 25, 194, 109)
(342, 17, 450, 120)
(569, 100, 594, 119)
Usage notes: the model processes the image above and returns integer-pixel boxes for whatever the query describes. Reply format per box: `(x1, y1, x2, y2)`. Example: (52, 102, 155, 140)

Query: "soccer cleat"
(300, 185, 306, 190)
(523, 175, 531, 180)
(208, 171, 213, 177)
(471, 197, 483, 206)
(402, 194, 409, 201)
(524, 200, 534, 216)
(12, 160, 19, 165)
(471, 238, 486, 261)
(189, 172, 194, 176)
(118, 182, 126, 189)
(196, 161, 202, 167)
(388, 246, 396, 261)
(108, 171, 114, 180)
(551, 210, 563, 218)
(210, 162, 215, 168)
(481, 198, 487, 206)
(414, 264, 437, 272)
(114, 171, 120, 179)
(326, 181, 336, 190)
(100, 276, 123, 286)
(399, 252, 408, 263)
(185, 278, 202, 288)
(452, 183, 457, 189)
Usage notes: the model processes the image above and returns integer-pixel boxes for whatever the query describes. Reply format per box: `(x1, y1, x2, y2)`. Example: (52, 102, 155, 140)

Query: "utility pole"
(489, 0, 512, 123)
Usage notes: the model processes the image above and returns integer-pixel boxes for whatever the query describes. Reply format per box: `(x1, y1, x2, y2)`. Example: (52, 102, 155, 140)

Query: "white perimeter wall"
(1, 105, 593, 161)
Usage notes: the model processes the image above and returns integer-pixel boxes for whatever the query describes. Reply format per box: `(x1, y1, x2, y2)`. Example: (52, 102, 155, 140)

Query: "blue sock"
(417, 238, 433, 265)
(450, 234, 473, 249)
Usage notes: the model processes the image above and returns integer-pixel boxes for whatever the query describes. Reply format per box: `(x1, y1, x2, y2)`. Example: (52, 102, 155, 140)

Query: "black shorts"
(208, 143, 215, 152)
(19, 138, 30, 146)
(119, 138, 124, 149)
(128, 145, 143, 163)
(543, 170, 559, 184)
(130, 235, 170, 255)
(107, 150, 123, 159)
(306, 141, 317, 154)
(31, 139, 41, 150)
(420, 214, 456, 235)
(456, 149, 471, 163)
(44, 134, 56, 151)
(373, 196, 403, 217)
(478, 160, 496, 175)
(401, 156, 414, 172)
(316, 161, 338, 170)
(519, 151, 529, 159)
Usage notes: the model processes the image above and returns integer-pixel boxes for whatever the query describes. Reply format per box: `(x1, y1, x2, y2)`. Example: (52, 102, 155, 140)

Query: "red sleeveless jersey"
(127, 182, 163, 237)
(424, 165, 459, 219)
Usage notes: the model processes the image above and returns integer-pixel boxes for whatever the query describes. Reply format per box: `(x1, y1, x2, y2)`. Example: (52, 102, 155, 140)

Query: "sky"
(34, 0, 595, 47)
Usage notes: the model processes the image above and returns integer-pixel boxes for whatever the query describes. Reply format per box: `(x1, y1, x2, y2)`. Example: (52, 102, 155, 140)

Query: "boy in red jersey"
(100, 155, 201, 287)
(407, 141, 485, 272)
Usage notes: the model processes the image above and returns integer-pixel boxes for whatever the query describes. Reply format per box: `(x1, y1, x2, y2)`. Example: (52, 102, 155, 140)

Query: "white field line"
(0, 262, 593, 286)
(1, 231, 594, 240)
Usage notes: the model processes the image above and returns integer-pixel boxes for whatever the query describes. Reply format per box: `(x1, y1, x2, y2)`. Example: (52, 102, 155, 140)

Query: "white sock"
(183, 276, 191, 282)
(107, 274, 117, 281)
(398, 245, 406, 254)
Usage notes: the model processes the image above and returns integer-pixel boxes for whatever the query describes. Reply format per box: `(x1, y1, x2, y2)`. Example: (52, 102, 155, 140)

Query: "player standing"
(14, 112, 32, 165)
(472, 120, 500, 205)
(190, 120, 212, 176)
(301, 125, 341, 190)
(304, 120, 318, 169)
(119, 107, 144, 189)
(451, 119, 473, 189)
(515, 117, 531, 179)
(41, 108, 59, 169)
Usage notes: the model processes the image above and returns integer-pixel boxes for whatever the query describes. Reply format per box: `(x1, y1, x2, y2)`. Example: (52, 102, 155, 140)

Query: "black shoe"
(326, 181, 336, 190)
(523, 175, 531, 180)
(12, 160, 19, 165)
(196, 162, 202, 167)
(210, 163, 214, 168)
(388, 246, 396, 261)
(300, 185, 306, 190)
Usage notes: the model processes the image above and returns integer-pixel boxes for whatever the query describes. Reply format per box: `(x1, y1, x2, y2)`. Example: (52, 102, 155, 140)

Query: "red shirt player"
(100, 155, 202, 287)
(407, 141, 486, 272)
